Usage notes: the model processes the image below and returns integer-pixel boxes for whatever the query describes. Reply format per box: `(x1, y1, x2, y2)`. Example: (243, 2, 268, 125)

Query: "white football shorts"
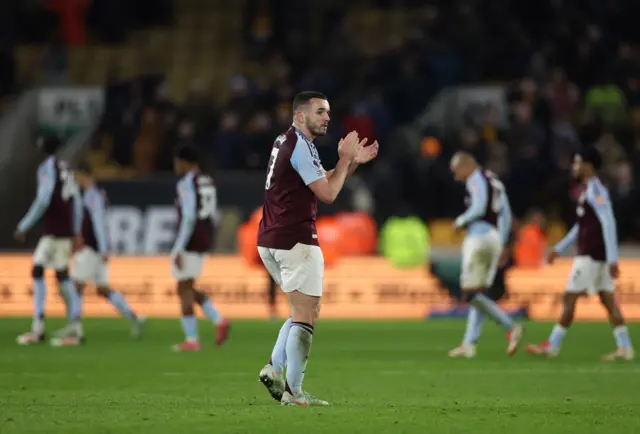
(565, 255, 615, 295)
(461, 229, 503, 289)
(171, 252, 205, 281)
(33, 236, 73, 271)
(70, 247, 109, 287)
(257, 242, 324, 297)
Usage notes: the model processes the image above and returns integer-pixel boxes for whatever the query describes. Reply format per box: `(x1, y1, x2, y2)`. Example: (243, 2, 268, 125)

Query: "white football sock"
(285, 322, 313, 396)
(614, 325, 632, 350)
(470, 293, 513, 330)
(462, 306, 486, 346)
(548, 324, 567, 351)
(270, 317, 292, 374)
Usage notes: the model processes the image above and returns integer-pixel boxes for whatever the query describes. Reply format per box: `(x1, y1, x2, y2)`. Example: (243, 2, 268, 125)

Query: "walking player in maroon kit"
(61, 163, 145, 346)
(171, 145, 230, 352)
(15, 135, 84, 345)
(256, 91, 379, 406)
(526, 148, 634, 360)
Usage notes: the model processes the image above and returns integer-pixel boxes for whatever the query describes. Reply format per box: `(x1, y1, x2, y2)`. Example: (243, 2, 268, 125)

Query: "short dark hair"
(292, 91, 327, 113)
(37, 135, 62, 155)
(576, 147, 602, 170)
(75, 161, 92, 175)
(174, 144, 199, 164)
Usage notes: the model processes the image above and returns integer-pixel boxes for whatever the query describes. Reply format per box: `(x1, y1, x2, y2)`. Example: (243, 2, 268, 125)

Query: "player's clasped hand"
(338, 131, 363, 160)
(354, 140, 379, 164)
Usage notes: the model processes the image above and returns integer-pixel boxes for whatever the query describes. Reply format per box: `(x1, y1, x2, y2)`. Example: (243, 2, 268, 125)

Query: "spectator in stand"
(244, 111, 276, 169)
(389, 56, 429, 124)
(545, 67, 580, 127)
(182, 79, 217, 146)
(504, 102, 546, 216)
(479, 105, 509, 178)
(212, 112, 246, 170)
(132, 108, 162, 176)
(225, 75, 254, 124)
(46, 0, 87, 46)
(368, 91, 393, 146)
(593, 131, 626, 182)
(244, 0, 273, 61)
(625, 109, 640, 172)
(610, 160, 637, 238)
(611, 43, 638, 86)
(623, 77, 640, 109)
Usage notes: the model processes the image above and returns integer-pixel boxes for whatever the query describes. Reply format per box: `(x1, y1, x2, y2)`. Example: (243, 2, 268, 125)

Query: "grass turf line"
(1, 319, 639, 434)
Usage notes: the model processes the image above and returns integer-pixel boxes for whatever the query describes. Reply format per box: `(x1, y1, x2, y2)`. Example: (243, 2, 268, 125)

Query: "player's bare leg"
(526, 292, 581, 358)
(280, 290, 328, 407)
(17, 265, 48, 345)
(95, 285, 146, 339)
(194, 290, 230, 346)
(451, 288, 523, 357)
(268, 276, 278, 320)
(598, 291, 635, 361)
(173, 280, 201, 352)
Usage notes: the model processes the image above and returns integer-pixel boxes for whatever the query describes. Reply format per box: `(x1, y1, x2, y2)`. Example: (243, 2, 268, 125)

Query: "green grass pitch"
(1, 318, 639, 434)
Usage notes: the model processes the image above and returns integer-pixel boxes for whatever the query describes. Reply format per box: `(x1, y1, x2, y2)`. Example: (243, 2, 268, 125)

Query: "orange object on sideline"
(237, 222, 260, 267)
(514, 223, 546, 268)
(336, 212, 377, 255)
(316, 216, 343, 267)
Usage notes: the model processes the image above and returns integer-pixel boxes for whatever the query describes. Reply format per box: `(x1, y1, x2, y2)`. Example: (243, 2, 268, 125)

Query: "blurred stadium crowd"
(0, 0, 639, 239)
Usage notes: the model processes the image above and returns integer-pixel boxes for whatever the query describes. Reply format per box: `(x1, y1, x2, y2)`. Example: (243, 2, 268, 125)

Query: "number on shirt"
(198, 181, 216, 220)
(60, 168, 78, 201)
(265, 147, 280, 190)
(486, 171, 505, 213)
